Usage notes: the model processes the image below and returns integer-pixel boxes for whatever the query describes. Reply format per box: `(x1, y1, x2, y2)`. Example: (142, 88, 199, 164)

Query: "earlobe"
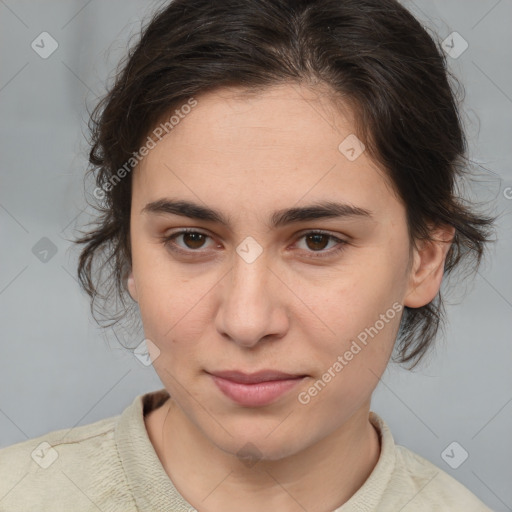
(127, 271, 138, 302)
(404, 225, 455, 309)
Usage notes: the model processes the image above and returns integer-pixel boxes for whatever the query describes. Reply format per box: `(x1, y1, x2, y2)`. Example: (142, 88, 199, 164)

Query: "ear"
(127, 270, 139, 302)
(404, 224, 455, 308)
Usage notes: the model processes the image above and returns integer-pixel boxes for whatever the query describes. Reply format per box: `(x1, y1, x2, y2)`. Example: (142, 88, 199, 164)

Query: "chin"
(213, 431, 306, 464)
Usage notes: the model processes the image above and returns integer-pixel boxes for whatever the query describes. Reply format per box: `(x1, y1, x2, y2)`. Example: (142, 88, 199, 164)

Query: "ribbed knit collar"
(115, 388, 194, 511)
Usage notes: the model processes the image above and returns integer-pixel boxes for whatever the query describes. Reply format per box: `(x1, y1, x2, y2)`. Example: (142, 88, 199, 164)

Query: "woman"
(0, 0, 496, 510)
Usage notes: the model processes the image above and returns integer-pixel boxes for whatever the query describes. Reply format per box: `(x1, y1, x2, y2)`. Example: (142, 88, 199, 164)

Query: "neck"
(146, 399, 381, 512)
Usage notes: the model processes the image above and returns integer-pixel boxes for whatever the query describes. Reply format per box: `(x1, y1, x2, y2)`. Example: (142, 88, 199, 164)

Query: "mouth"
(205, 369, 308, 407)
(206, 369, 307, 384)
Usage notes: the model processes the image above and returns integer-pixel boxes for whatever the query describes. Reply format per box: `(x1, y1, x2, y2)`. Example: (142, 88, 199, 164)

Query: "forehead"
(133, 84, 401, 223)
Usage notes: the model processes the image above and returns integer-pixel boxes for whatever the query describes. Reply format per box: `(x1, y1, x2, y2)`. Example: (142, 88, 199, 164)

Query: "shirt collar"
(333, 411, 396, 511)
(115, 388, 194, 511)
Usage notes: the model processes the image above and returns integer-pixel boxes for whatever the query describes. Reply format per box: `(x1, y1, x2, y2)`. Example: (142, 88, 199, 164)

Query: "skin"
(126, 83, 454, 512)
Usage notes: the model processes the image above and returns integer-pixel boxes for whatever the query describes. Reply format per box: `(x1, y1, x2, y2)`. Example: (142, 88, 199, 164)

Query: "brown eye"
(162, 229, 214, 254)
(295, 231, 347, 259)
(162, 229, 346, 259)
(181, 232, 207, 250)
(305, 233, 331, 251)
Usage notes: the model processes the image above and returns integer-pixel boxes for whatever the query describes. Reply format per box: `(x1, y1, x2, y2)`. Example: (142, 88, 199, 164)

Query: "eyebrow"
(141, 198, 373, 229)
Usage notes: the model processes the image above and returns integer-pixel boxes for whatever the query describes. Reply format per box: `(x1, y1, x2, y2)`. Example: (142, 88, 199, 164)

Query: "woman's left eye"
(295, 232, 346, 256)
(161, 229, 347, 258)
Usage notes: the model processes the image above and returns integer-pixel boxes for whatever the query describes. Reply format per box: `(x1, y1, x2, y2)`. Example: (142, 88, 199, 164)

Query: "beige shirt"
(0, 388, 493, 511)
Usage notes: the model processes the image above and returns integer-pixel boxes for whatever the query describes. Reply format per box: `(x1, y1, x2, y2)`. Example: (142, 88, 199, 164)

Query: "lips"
(206, 369, 307, 407)
(207, 369, 306, 384)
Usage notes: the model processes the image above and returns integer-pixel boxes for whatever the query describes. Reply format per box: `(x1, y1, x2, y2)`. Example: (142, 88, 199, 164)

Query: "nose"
(214, 250, 289, 348)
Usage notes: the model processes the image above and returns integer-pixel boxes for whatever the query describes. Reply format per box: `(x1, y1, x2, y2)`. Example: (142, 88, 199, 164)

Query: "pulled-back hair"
(74, 0, 496, 370)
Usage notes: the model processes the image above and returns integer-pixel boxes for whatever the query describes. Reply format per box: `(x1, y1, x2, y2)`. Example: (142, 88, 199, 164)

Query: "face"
(127, 83, 442, 462)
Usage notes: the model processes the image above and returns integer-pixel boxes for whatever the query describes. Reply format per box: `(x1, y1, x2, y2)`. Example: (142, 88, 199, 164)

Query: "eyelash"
(160, 228, 347, 259)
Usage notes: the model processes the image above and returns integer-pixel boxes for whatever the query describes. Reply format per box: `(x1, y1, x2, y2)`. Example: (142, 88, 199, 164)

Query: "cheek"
(130, 236, 187, 332)
(137, 278, 204, 346)
(302, 255, 405, 378)
(132, 255, 216, 368)
(295, 284, 401, 426)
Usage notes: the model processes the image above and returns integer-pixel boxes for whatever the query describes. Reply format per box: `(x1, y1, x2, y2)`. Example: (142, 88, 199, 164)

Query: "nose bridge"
(232, 248, 269, 303)
(216, 244, 286, 346)
(230, 234, 271, 304)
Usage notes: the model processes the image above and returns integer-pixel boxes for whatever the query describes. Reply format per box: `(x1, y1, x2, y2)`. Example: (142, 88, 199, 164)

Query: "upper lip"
(207, 370, 306, 384)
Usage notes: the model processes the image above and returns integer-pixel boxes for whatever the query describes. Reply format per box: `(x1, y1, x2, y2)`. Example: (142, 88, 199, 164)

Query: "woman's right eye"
(161, 229, 214, 254)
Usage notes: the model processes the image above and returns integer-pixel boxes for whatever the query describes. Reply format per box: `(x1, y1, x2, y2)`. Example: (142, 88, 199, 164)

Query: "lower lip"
(209, 374, 306, 407)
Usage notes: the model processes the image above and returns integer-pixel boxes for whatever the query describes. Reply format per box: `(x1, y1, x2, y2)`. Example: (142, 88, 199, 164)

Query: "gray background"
(0, 0, 511, 510)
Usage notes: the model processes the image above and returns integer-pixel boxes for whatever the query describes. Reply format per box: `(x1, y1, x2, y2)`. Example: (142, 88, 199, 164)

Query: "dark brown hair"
(74, 0, 496, 370)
